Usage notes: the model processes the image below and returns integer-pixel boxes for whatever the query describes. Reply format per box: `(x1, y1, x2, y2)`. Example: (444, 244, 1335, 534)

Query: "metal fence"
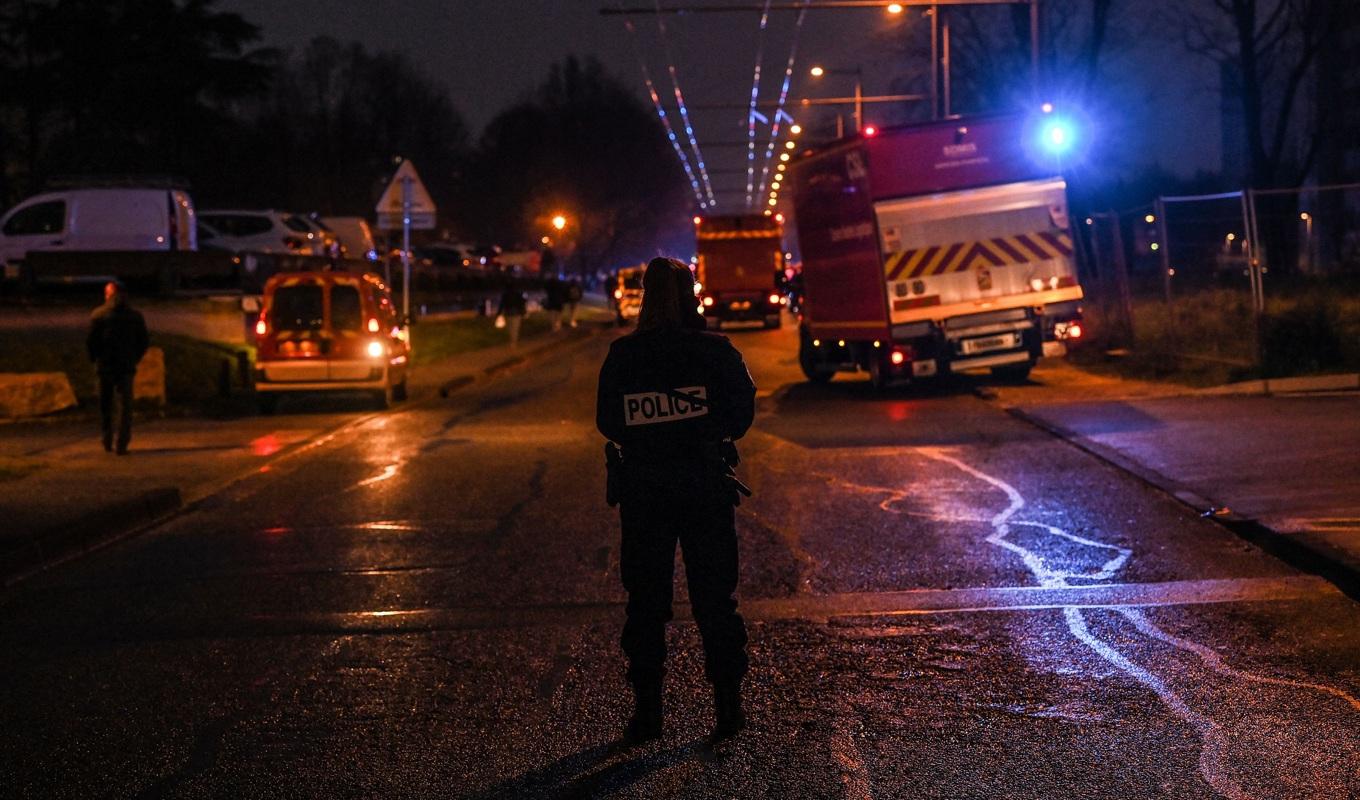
(1079, 183, 1360, 378)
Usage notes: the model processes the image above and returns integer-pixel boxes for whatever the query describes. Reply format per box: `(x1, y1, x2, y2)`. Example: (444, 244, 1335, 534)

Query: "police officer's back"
(595, 257, 756, 747)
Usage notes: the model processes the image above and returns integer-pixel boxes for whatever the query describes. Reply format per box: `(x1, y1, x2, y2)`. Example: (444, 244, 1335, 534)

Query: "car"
(293, 214, 341, 257)
(197, 209, 324, 255)
(1, 185, 196, 281)
(253, 269, 410, 411)
(321, 216, 379, 261)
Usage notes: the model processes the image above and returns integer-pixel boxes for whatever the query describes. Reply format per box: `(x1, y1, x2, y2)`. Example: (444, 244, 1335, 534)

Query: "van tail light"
(1067, 322, 1083, 339)
(768, 293, 781, 305)
(255, 317, 267, 336)
(613, 289, 623, 300)
(367, 318, 380, 333)
(890, 350, 907, 366)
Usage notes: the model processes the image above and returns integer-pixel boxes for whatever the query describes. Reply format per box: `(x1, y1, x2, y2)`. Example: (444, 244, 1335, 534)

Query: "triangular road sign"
(375, 161, 437, 230)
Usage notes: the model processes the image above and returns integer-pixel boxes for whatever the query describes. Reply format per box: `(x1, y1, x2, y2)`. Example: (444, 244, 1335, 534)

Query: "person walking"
(544, 278, 566, 332)
(596, 257, 757, 747)
(87, 282, 149, 455)
(497, 282, 527, 347)
(564, 278, 583, 328)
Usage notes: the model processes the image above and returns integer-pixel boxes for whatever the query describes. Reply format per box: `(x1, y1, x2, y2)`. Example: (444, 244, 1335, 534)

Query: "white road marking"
(912, 447, 1360, 800)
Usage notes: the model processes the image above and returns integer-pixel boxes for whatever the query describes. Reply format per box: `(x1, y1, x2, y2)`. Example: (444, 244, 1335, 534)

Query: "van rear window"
(270, 285, 324, 331)
(330, 285, 363, 331)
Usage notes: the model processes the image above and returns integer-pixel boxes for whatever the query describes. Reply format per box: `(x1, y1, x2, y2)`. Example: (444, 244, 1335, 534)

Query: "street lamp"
(1300, 212, 1313, 271)
(809, 64, 863, 135)
(551, 214, 567, 231)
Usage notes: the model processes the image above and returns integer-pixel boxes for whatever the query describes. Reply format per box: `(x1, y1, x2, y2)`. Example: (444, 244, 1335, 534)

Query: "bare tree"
(1182, 0, 1339, 189)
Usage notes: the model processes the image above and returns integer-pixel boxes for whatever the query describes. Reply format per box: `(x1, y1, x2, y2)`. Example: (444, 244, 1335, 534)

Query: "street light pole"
(853, 67, 863, 133)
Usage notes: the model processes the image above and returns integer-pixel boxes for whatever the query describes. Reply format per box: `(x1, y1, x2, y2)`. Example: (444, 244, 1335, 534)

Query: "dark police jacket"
(87, 302, 149, 376)
(596, 326, 756, 463)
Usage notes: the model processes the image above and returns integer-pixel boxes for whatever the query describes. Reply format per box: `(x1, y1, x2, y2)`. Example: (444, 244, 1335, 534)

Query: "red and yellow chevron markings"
(884, 231, 1073, 281)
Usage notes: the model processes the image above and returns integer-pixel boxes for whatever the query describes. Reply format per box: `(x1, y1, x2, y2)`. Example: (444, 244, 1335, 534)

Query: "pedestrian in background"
(544, 277, 566, 332)
(596, 257, 757, 747)
(564, 278, 583, 328)
(497, 282, 527, 347)
(87, 281, 148, 455)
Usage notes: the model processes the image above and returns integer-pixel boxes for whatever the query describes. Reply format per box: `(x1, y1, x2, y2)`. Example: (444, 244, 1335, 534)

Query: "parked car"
(1, 186, 196, 280)
(294, 214, 341, 257)
(253, 269, 409, 411)
(197, 210, 323, 255)
(322, 216, 378, 261)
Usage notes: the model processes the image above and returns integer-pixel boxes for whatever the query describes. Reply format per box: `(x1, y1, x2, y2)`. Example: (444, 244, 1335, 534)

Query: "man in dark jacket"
(87, 282, 149, 454)
(596, 257, 757, 747)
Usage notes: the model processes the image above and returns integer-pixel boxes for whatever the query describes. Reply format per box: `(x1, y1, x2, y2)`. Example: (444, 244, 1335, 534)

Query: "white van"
(0, 187, 197, 279)
(321, 216, 378, 261)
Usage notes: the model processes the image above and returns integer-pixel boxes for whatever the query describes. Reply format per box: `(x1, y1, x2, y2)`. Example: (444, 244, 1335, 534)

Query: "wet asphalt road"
(3, 323, 1359, 799)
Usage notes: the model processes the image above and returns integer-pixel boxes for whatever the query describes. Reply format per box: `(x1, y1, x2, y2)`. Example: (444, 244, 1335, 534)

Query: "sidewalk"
(0, 319, 606, 584)
(1012, 390, 1360, 593)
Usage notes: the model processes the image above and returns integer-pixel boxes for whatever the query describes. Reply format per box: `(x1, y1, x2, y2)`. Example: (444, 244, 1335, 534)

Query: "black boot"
(620, 682, 663, 747)
(708, 681, 746, 745)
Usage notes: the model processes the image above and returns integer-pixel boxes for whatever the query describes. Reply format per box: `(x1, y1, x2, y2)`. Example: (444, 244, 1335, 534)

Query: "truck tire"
(798, 332, 835, 384)
(990, 362, 1033, 383)
(868, 354, 891, 390)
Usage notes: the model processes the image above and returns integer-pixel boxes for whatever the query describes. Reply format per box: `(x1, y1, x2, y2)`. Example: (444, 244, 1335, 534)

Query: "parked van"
(253, 270, 410, 412)
(321, 216, 378, 261)
(0, 187, 196, 280)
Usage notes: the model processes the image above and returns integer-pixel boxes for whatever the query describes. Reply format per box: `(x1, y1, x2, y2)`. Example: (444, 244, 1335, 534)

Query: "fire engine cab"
(787, 111, 1085, 387)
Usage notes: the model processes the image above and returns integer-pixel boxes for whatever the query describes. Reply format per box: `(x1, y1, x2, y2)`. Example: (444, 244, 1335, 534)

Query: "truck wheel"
(990, 363, 1033, 383)
(868, 355, 891, 390)
(257, 394, 279, 415)
(798, 334, 835, 384)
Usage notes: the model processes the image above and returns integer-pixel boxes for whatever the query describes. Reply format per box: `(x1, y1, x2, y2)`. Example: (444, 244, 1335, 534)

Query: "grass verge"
(410, 314, 551, 365)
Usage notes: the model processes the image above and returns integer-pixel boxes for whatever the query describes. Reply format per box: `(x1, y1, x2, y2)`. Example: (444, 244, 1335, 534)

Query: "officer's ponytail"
(637, 257, 686, 331)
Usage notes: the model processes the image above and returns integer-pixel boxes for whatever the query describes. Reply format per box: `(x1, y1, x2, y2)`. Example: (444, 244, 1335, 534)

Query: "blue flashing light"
(1040, 118, 1075, 155)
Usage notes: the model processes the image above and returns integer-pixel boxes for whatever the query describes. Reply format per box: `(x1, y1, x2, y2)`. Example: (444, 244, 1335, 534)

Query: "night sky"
(223, 0, 1220, 197)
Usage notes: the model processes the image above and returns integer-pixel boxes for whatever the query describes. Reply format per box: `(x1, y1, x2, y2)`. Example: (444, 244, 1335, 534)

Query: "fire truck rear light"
(367, 318, 380, 333)
(255, 318, 267, 336)
(614, 289, 623, 299)
(768, 293, 781, 305)
(890, 350, 906, 366)
(812, 339, 821, 347)
(703, 296, 714, 307)
(1068, 323, 1083, 339)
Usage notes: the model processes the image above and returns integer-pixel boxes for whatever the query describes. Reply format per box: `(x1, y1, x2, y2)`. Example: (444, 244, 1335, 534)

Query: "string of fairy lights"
(620, 1, 809, 216)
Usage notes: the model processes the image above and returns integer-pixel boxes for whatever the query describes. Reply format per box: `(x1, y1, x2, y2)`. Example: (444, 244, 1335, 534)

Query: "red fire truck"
(694, 214, 786, 329)
(787, 112, 1085, 387)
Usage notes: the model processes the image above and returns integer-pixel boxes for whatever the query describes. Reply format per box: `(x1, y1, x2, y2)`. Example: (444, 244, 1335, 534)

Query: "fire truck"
(693, 214, 786, 329)
(787, 112, 1085, 387)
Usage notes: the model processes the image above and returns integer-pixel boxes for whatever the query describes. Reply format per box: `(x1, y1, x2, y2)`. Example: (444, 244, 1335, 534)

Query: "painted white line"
(1118, 608, 1360, 712)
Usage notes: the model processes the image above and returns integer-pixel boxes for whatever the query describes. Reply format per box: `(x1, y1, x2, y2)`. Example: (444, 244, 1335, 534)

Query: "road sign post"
(375, 160, 437, 326)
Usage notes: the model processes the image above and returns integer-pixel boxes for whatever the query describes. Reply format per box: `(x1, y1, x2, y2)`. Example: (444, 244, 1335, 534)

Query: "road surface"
(3, 321, 1358, 799)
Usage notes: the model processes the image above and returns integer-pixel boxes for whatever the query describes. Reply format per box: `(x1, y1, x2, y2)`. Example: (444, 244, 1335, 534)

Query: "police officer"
(87, 281, 149, 454)
(596, 257, 757, 746)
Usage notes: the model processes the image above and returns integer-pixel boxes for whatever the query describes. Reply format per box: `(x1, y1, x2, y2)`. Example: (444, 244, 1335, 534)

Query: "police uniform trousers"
(618, 465, 749, 690)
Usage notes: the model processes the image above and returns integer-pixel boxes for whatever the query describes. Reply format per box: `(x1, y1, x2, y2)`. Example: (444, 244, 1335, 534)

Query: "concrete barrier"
(134, 346, 166, 406)
(0, 372, 78, 418)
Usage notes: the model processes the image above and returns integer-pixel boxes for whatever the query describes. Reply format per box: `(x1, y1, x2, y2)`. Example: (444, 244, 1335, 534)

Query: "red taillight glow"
(1068, 322, 1083, 339)
(255, 318, 267, 336)
(890, 350, 906, 366)
(702, 296, 715, 307)
(367, 318, 380, 333)
(768, 293, 781, 305)
(614, 289, 623, 300)
(863, 125, 878, 137)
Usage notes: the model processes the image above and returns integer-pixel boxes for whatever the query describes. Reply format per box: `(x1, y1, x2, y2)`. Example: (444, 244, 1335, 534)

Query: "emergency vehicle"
(253, 268, 409, 411)
(611, 264, 644, 325)
(787, 112, 1085, 387)
(693, 214, 786, 329)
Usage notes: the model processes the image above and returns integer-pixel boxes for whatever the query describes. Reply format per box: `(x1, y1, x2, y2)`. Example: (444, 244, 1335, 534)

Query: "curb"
(438, 326, 600, 398)
(1, 486, 182, 587)
(1195, 372, 1360, 397)
(1006, 406, 1360, 603)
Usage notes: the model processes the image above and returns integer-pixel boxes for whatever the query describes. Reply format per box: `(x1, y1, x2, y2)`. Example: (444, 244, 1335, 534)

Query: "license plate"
(961, 332, 1019, 355)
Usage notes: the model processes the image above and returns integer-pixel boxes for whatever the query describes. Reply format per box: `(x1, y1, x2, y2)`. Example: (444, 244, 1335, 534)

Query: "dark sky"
(224, 0, 1220, 205)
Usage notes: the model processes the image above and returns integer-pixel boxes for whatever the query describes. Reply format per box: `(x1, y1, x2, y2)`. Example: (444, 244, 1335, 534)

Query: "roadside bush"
(1261, 300, 1344, 377)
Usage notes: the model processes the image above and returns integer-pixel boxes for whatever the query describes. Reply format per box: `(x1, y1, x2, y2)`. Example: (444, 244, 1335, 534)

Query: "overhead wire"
(652, 0, 716, 208)
(622, 16, 706, 208)
(744, 0, 774, 209)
